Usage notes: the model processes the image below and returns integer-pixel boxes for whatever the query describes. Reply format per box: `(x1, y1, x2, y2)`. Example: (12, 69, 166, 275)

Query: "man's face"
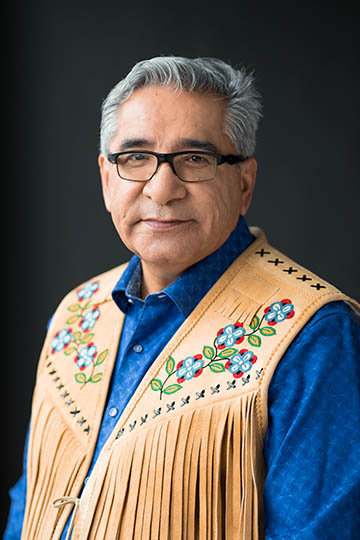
(99, 85, 257, 276)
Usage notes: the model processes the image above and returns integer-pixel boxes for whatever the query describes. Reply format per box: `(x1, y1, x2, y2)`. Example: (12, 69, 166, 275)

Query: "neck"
(140, 261, 185, 299)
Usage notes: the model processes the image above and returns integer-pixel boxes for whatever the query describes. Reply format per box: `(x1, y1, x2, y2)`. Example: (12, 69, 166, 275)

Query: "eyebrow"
(118, 138, 151, 151)
(117, 138, 220, 154)
(179, 138, 219, 154)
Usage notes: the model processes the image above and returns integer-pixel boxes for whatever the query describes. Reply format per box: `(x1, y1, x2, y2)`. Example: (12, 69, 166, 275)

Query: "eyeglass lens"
(116, 153, 217, 182)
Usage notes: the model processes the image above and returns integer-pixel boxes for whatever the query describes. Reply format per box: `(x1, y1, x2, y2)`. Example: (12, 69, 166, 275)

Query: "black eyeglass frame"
(107, 150, 246, 183)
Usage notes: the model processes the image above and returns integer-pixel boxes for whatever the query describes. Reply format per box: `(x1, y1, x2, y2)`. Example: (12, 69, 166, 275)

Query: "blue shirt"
(4, 217, 360, 539)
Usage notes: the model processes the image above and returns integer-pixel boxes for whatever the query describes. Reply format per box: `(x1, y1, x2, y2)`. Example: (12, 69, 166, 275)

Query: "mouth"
(141, 218, 193, 230)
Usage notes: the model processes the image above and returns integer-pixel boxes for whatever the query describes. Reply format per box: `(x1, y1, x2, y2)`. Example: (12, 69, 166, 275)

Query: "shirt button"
(157, 293, 166, 298)
(133, 344, 143, 353)
(109, 407, 118, 417)
(128, 298, 134, 304)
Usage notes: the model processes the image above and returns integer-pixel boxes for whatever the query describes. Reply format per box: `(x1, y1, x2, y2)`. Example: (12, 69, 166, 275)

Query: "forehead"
(111, 85, 232, 152)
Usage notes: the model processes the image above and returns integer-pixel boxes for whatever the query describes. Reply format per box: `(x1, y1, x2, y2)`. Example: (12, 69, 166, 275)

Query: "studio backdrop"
(3, 0, 359, 533)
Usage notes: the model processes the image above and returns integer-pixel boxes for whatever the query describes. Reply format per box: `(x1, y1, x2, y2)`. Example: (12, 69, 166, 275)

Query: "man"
(5, 56, 360, 539)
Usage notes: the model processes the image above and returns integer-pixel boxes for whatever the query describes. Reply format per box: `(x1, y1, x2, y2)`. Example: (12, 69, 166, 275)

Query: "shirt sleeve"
(3, 426, 29, 540)
(263, 301, 360, 540)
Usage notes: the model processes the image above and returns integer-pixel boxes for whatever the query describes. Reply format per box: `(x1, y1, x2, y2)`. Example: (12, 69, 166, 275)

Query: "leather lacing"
(53, 496, 80, 540)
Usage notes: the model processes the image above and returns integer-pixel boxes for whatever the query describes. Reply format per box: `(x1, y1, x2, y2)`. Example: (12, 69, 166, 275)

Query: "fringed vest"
(21, 228, 359, 539)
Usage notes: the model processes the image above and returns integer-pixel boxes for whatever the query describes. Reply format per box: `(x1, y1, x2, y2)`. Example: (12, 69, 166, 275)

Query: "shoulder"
(74, 263, 129, 301)
(283, 300, 359, 355)
(269, 300, 360, 399)
(46, 262, 129, 334)
(246, 229, 359, 350)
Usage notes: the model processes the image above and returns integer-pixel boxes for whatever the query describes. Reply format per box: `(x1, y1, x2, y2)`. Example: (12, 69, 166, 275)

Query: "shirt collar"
(112, 216, 255, 317)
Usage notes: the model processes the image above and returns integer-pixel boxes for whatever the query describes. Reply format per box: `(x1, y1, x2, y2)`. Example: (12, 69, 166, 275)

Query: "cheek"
(107, 180, 141, 232)
(197, 181, 241, 232)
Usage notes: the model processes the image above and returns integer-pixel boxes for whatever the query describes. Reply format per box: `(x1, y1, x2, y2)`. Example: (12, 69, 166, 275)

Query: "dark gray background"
(3, 0, 359, 533)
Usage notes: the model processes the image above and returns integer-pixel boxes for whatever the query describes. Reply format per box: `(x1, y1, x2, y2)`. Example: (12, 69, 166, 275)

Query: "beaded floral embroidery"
(150, 299, 295, 399)
(50, 281, 108, 388)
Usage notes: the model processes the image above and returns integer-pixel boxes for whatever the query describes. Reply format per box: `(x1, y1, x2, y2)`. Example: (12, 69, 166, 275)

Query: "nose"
(142, 162, 187, 205)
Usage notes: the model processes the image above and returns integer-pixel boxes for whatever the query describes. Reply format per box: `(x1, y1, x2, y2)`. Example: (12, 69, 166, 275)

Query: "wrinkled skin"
(99, 85, 257, 296)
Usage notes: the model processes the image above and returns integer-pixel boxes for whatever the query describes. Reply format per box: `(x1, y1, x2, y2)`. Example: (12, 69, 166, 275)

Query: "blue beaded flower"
(79, 307, 101, 332)
(264, 299, 295, 325)
(77, 281, 99, 301)
(216, 322, 245, 350)
(75, 344, 97, 370)
(225, 349, 257, 378)
(51, 328, 73, 354)
(176, 354, 204, 383)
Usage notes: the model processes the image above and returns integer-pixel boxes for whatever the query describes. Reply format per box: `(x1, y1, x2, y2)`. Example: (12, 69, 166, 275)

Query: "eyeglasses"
(107, 150, 246, 183)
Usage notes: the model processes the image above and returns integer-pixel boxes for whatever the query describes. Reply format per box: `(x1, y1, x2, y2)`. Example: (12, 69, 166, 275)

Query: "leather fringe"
(21, 399, 86, 540)
(77, 391, 264, 540)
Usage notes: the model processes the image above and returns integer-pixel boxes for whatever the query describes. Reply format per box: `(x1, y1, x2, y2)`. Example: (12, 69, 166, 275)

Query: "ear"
(98, 154, 112, 212)
(238, 158, 257, 215)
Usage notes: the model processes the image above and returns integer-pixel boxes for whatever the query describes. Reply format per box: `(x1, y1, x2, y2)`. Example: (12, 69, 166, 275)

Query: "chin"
(136, 242, 198, 268)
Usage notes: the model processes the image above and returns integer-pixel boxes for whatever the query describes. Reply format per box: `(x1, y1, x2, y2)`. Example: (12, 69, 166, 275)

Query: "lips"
(141, 218, 192, 230)
(142, 218, 190, 222)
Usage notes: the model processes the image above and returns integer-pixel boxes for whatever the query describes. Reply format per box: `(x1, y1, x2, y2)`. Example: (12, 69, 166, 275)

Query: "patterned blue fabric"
(4, 216, 360, 539)
(264, 301, 360, 539)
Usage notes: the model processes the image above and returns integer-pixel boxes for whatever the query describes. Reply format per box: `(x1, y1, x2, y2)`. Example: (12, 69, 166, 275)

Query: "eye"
(182, 153, 213, 167)
(118, 153, 152, 166)
(187, 154, 207, 163)
(128, 153, 147, 161)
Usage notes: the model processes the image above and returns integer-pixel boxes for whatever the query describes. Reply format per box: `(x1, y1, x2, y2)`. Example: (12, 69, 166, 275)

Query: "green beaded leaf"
(250, 315, 260, 330)
(248, 334, 262, 347)
(66, 314, 81, 325)
(209, 362, 225, 373)
(64, 346, 77, 356)
(81, 333, 95, 344)
(150, 379, 162, 391)
(74, 372, 87, 384)
(218, 347, 237, 358)
(163, 384, 182, 395)
(73, 331, 82, 341)
(96, 349, 108, 366)
(259, 326, 276, 336)
(166, 356, 175, 374)
(67, 303, 81, 312)
(203, 345, 215, 359)
(90, 373, 103, 383)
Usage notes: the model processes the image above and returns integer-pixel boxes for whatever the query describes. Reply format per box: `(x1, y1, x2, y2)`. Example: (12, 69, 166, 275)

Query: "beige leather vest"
(21, 229, 359, 539)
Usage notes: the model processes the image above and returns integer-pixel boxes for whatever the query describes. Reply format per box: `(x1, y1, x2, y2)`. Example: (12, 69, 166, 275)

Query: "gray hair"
(99, 56, 262, 158)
